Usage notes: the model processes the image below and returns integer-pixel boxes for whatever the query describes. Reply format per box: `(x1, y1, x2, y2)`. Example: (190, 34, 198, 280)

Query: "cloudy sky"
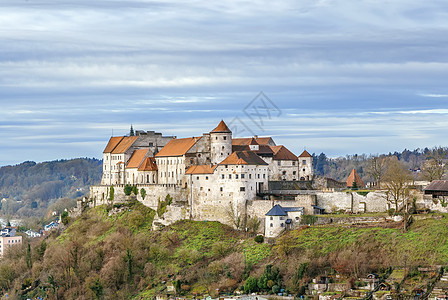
(1, 0, 448, 166)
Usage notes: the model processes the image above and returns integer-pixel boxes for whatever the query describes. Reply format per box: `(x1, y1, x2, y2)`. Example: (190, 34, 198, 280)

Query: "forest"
(0, 158, 102, 217)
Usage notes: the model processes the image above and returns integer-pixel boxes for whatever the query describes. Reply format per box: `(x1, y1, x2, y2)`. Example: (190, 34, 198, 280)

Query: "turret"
(210, 120, 232, 165)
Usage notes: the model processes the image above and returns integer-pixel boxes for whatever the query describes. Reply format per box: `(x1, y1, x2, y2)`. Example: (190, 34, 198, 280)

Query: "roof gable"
(424, 180, 448, 191)
(155, 137, 201, 157)
(266, 204, 287, 216)
(111, 136, 139, 154)
(185, 165, 216, 174)
(219, 151, 268, 165)
(232, 137, 274, 146)
(270, 145, 298, 160)
(126, 149, 149, 168)
(210, 120, 231, 133)
(103, 136, 124, 153)
(299, 150, 312, 158)
(138, 157, 158, 171)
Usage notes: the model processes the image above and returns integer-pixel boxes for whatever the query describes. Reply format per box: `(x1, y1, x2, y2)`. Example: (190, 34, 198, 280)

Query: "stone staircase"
(430, 271, 448, 298)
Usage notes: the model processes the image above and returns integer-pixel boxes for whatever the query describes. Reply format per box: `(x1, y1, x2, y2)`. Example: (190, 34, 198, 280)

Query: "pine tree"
(130, 125, 135, 136)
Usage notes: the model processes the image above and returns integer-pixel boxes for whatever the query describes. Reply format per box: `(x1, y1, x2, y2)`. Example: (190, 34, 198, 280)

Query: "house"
(25, 230, 42, 238)
(424, 180, 448, 198)
(265, 204, 303, 238)
(44, 221, 59, 232)
(0, 227, 22, 257)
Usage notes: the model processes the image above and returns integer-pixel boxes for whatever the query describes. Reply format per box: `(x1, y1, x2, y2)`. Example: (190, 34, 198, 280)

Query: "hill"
(1, 201, 447, 299)
(0, 158, 102, 217)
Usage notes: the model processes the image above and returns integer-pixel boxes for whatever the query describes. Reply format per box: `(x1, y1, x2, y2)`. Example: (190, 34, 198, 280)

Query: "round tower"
(210, 120, 232, 165)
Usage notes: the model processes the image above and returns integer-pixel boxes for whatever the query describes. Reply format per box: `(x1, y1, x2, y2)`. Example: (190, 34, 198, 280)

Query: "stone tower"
(299, 150, 314, 180)
(210, 120, 232, 165)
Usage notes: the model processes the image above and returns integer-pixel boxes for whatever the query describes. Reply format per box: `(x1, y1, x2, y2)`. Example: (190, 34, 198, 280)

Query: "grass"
(275, 215, 448, 265)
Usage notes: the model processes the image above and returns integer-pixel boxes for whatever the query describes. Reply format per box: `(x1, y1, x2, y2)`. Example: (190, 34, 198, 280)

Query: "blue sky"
(1, 0, 448, 166)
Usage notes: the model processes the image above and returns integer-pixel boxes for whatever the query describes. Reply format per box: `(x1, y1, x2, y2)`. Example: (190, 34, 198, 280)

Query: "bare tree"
(422, 147, 446, 181)
(383, 159, 413, 212)
(367, 156, 387, 188)
(225, 203, 244, 230)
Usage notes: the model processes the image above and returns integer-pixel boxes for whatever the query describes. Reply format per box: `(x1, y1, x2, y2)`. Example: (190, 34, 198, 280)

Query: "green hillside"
(1, 201, 447, 299)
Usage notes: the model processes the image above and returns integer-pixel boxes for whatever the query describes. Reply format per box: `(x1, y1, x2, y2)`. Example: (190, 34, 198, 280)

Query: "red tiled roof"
(232, 137, 274, 146)
(299, 150, 312, 158)
(103, 136, 124, 153)
(346, 169, 365, 188)
(185, 165, 216, 174)
(126, 149, 149, 168)
(138, 157, 158, 171)
(270, 146, 298, 161)
(155, 137, 201, 157)
(111, 136, 139, 154)
(219, 151, 268, 165)
(210, 120, 231, 133)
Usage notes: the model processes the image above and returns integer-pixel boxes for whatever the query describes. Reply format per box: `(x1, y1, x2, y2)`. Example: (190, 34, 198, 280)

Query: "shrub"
(387, 208, 396, 216)
(61, 211, 70, 225)
(132, 185, 138, 195)
(244, 276, 258, 294)
(140, 188, 146, 200)
(301, 215, 318, 225)
(254, 235, 264, 243)
(124, 184, 132, 196)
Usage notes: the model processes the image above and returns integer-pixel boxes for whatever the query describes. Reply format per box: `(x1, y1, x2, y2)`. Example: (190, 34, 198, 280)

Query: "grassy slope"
(5, 205, 448, 299)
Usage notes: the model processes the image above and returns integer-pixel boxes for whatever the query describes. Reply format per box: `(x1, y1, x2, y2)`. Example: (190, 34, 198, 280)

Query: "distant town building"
(0, 227, 22, 257)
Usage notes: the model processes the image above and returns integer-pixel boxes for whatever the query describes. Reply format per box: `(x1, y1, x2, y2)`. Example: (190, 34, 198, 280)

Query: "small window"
(277, 161, 281, 166)
(241, 174, 245, 179)
(206, 176, 209, 180)
(216, 137, 218, 140)
(270, 223, 273, 227)
(249, 174, 252, 179)
(258, 174, 260, 179)
(303, 169, 306, 172)
(240, 187, 245, 192)
(302, 160, 306, 165)
(225, 165, 228, 168)
(223, 136, 227, 140)
(292, 161, 296, 166)
(270, 216, 273, 220)
(149, 142, 154, 147)
(220, 187, 223, 192)
(222, 146, 225, 150)
(222, 174, 225, 179)
(281, 223, 284, 227)
(200, 187, 203, 191)
(197, 176, 199, 180)
(229, 174, 232, 179)
(282, 171, 286, 175)
(236, 174, 239, 179)
(263, 174, 266, 179)
(293, 171, 296, 175)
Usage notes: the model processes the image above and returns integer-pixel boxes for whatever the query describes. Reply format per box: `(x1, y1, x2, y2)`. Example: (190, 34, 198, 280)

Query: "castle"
(91, 121, 313, 232)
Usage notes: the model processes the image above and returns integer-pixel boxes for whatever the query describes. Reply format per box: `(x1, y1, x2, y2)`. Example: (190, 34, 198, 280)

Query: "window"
(200, 187, 203, 191)
(216, 137, 218, 140)
(241, 174, 245, 179)
(277, 161, 281, 166)
(225, 165, 228, 168)
(263, 174, 266, 179)
(223, 136, 227, 140)
(280, 216, 285, 220)
(293, 171, 296, 175)
(222, 174, 225, 179)
(206, 176, 209, 180)
(292, 161, 296, 166)
(282, 171, 286, 175)
(303, 169, 306, 172)
(229, 174, 232, 179)
(270, 223, 273, 227)
(257, 174, 260, 179)
(270, 216, 273, 220)
(197, 176, 199, 180)
(220, 187, 223, 192)
(249, 174, 252, 179)
(302, 160, 306, 165)
(236, 174, 239, 179)
(281, 223, 284, 227)
(222, 146, 225, 150)
(149, 142, 153, 147)
(240, 187, 245, 192)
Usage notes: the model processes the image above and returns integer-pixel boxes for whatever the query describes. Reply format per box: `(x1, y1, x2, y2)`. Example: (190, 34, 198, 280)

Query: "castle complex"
(91, 121, 313, 232)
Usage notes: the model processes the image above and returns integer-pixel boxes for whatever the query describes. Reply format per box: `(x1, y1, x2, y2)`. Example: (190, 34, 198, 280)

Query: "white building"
(265, 204, 304, 238)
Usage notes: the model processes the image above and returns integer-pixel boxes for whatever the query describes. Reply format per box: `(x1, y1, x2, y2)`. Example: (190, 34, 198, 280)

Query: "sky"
(1, 0, 448, 166)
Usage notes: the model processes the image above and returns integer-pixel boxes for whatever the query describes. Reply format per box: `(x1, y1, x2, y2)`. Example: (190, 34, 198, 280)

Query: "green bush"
(301, 215, 318, 225)
(244, 276, 258, 294)
(254, 235, 264, 243)
(132, 185, 138, 195)
(140, 188, 147, 200)
(124, 184, 132, 196)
